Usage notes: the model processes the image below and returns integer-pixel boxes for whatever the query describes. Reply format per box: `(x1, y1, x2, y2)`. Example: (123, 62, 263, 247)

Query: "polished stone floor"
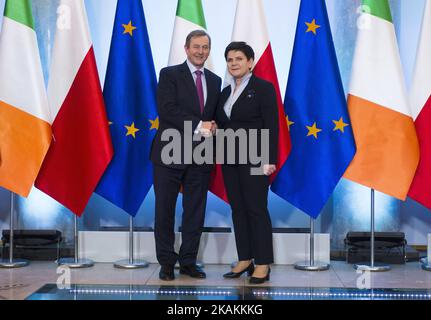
(0, 261, 431, 300)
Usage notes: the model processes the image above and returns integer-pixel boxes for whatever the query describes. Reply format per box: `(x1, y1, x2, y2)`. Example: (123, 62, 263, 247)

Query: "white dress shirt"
(223, 72, 253, 119)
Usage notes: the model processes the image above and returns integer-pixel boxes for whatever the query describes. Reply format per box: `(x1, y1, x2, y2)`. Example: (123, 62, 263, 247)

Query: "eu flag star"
(125, 122, 140, 138)
(286, 115, 295, 131)
(305, 19, 321, 35)
(306, 122, 322, 139)
(122, 21, 137, 36)
(149, 117, 159, 130)
(333, 117, 349, 133)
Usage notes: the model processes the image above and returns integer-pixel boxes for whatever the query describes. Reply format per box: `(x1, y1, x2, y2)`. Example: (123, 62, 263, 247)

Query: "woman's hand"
(263, 164, 276, 176)
(210, 121, 218, 135)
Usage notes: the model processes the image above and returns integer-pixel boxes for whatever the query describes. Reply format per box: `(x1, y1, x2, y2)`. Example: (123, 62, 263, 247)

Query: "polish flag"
(408, 1, 431, 210)
(35, 0, 113, 216)
(209, 0, 291, 202)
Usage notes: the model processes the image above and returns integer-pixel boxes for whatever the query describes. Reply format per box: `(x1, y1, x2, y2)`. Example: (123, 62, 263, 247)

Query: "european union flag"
(96, 0, 158, 216)
(271, 0, 355, 218)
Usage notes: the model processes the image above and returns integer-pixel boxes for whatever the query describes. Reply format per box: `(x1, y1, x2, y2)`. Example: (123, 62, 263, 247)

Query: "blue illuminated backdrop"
(0, 0, 430, 248)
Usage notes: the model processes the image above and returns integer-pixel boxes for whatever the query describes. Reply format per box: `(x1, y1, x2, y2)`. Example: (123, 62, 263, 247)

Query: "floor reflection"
(26, 284, 431, 300)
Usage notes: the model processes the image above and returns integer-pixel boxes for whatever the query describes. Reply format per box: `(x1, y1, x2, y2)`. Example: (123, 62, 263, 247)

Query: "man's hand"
(199, 121, 218, 137)
(263, 164, 276, 176)
(199, 121, 213, 137)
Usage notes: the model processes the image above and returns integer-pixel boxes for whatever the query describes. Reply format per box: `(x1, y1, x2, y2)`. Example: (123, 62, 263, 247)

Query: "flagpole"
(354, 189, 391, 272)
(114, 216, 148, 269)
(294, 217, 329, 271)
(57, 214, 93, 268)
(0, 193, 29, 268)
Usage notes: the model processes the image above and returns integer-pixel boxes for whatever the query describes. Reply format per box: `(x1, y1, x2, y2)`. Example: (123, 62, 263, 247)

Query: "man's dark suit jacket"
(215, 74, 279, 166)
(150, 61, 222, 169)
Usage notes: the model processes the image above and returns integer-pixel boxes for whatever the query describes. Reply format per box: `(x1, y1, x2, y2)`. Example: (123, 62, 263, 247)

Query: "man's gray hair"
(185, 30, 211, 49)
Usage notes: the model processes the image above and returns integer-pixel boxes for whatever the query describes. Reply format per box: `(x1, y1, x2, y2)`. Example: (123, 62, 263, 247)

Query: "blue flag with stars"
(270, 0, 355, 218)
(96, 0, 158, 216)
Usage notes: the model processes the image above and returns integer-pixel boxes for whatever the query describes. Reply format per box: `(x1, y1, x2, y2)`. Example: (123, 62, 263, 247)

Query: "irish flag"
(408, 1, 431, 210)
(35, 0, 113, 216)
(209, 0, 292, 201)
(343, 0, 419, 200)
(0, 0, 51, 197)
(168, 0, 213, 69)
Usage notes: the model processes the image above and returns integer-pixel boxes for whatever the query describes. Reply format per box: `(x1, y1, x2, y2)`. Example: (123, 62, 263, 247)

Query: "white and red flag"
(209, 0, 291, 201)
(35, 0, 113, 216)
(408, 1, 431, 209)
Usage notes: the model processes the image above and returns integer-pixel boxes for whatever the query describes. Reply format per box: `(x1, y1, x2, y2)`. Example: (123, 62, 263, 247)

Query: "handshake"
(198, 120, 218, 138)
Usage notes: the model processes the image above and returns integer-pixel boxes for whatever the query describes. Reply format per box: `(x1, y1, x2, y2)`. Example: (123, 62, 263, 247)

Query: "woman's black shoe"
(223, 262, 255, 278)
(249, 267, 271, 284)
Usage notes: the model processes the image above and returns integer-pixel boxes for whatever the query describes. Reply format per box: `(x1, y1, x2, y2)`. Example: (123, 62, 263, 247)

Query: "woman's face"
(226, 50, 254, 80)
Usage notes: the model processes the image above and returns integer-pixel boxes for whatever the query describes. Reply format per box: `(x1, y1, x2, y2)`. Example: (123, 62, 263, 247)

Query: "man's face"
(185, 36, 210, 68)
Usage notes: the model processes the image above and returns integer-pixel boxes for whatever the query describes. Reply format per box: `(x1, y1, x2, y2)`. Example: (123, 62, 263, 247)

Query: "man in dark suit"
(151, 30, 221, 281)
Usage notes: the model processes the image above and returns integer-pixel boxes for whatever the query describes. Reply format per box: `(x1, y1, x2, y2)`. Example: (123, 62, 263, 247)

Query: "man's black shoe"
(159, 265, 175, 281)
(179, 265, 206, 279)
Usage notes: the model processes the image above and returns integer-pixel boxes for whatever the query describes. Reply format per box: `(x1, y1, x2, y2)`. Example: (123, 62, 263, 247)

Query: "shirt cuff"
(194, 121, 203, 134)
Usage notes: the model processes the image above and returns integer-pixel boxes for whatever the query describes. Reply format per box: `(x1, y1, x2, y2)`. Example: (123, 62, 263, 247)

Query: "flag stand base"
(354, 264, 391, 272)
(294, 218, 330, 271)
(114, 259, 149, 269)
(0, 259, 29, 268)
(0, 194, 30, 269)
(353, 189, 391, 273)
(113, 217, 150, 269)
(421, 258, 431, 271)
(58, 216, 93, 268)
(57, 258, 94, 269)
(294, 261, 330, 271)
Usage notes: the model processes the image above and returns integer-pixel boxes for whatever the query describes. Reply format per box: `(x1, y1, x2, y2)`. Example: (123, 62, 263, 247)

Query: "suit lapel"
(219, 86, 232, 121)
(230, 75, 256, 119)
(204, 69, 214, 108)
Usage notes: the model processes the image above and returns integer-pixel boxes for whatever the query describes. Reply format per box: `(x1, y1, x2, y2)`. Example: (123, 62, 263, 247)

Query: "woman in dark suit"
(216, 42, 279, 284)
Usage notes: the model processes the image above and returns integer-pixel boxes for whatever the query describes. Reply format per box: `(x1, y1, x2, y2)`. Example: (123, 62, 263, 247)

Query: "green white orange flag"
(343, 0, 419, 200)
(168, 0, 213, 69)
(0, 0, 52, 197)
